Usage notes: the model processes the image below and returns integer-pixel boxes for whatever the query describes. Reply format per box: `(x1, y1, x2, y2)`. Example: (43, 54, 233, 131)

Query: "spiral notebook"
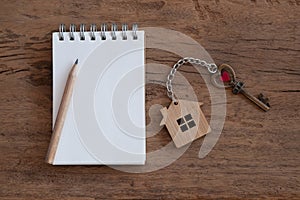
(49, 23, 145, 165)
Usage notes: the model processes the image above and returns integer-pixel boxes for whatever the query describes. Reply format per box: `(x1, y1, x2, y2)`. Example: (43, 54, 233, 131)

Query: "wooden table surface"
(1, 0, 299, 199)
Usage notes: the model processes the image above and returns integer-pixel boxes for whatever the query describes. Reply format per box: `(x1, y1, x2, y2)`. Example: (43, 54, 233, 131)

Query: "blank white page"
(52, 30, 145, 165)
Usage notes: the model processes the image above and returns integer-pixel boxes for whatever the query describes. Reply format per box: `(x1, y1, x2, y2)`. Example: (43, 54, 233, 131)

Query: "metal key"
(231, 81, 270, 111)
(211, 63, 270, 112)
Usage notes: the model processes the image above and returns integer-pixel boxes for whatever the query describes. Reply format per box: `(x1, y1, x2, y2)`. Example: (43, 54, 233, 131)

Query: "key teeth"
(258, 93, 270, 107)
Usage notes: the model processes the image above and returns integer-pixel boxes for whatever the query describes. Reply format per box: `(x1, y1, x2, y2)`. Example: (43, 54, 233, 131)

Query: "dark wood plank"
(0, 0, 299, 199)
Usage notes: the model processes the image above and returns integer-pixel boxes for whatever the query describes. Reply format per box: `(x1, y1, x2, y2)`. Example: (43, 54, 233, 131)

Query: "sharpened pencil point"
(75, 59, 78, 64)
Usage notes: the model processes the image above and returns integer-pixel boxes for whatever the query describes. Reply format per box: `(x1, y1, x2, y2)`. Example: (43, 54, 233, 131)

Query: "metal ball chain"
(166, 57, 218, 102)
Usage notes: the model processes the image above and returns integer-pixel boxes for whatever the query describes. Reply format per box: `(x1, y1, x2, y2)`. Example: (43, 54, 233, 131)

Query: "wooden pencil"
(46, 59, 78, 164)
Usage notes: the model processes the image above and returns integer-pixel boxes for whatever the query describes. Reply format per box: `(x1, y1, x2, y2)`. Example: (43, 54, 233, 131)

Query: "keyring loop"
(208, 63, 218, 73)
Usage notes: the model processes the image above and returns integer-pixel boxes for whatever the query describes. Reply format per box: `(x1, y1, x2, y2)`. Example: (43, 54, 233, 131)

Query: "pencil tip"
(75, 59, 78, 64)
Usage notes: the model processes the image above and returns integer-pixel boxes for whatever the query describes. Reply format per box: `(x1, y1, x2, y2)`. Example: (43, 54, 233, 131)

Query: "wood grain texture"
(0, 0, 299, 199)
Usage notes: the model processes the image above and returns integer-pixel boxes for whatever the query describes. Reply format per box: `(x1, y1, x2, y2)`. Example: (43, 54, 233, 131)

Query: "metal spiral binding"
(111, 23, 117, 40)
(132, 23, 138, 40)
(58, 23, 138, 40)
(80, 24, 85, 40)
(100, 23, 107, 40)
(69, 24, 76, 40)
(90, 24, 97, 40)
(122, 23, 128, 40)
(59, 24, 66, 40)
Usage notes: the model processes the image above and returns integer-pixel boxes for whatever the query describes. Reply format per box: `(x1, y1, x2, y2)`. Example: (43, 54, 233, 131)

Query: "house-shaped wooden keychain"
(160, 100, 211, 148)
